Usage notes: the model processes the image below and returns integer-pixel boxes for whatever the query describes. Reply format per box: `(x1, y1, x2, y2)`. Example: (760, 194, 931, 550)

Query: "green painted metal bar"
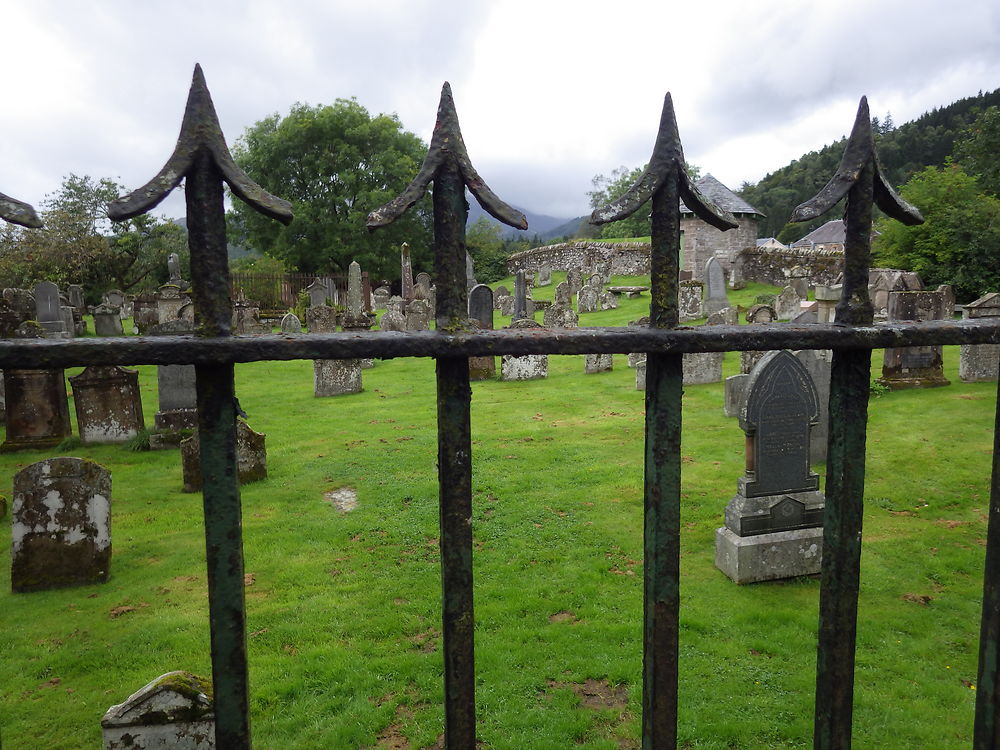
(973, 358, 1000, 748)
(642, 163, 682, 749)
(187, 150, 252, 748)
(434, 156, 476, 748)
(813, 160, 875, 750)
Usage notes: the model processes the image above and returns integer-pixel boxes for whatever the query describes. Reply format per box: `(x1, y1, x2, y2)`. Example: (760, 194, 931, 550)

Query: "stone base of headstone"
(469, 356, 496, 381)
(585, 353, 613, 374)
(877, 362, 951, 390)
(683, 352, 723, 385)
(960, 343, 1000, 382)
(155, 408, 198, 432)
(314, 359, 362, 396)
(101, 671, 215, 750)
(501, 354, 548, 381)
(180, 420, 267, 493)
(148, 430, 193, 451)
(723, 374, 750, 417)
(715, 525, 823, 584)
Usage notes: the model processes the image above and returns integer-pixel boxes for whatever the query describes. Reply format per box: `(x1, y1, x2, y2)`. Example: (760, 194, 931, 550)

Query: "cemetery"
(0, 269, 996, 748)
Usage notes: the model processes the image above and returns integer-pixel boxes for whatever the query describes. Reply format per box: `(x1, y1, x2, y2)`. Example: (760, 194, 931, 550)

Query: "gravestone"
(415, 272, 433, 301)
(729, 253, 746, 289)
(69, 366, 144, 444)
(102, 671, 215, 750)
(149, 320, 197, 433)
(596, 260, 612, 285)
(306, 304, 338, 333)
(635, 358, 647, 390)
(788, 266, 810, 299)
(233, 301, 268, 335)
(2, 317, 72, 451)
(537, 264, 552, 286)
(401, 242, 414, 300)
(705, 307, 739, 326)
(373, 287, 390, 310)
(938, 283, 955, 319)
(774, 286, 802, 321)
(314, 359, 362, 396)
(701, 256, 729, 316)
(682, 308, 726, 385)
(405, 298, 431, 331)
(795, 349, 832, 464)
(305, 279, 331, 309)
(723, 374, 750, 418)
(600, 291, 618, 310)
(960, 292, 1000, 382)
(494, 285, 510, 306)
(466, 252, 477, 291)
(35, 281, 68, 337)
(577, 285, 599, 314)
(11, 457, 111, 592)
(879, 290, 950, 389)
(343, 261, 374, 331)
(133, 292, 159, 334)
(156, 285, 187, 323)
(180, 420, 267, 492)
(715, 350, 825, 584)
(566, 268, 583, 296)
(497, 294, 515, 317)
(553, 281, 572, 307)
(379, 297, 406, 331)
(814, 285, 840, 324)
(468, 285, 496, 380)
(543, 302, 578, 329)
(93, 304, 124, 336)
(741, 304, 777, 374)
(280, 312, 302, 334)
(67, 284, 85, 311)
(501, 319, 548, 380)
(585, 353, 613, 374)
(513, 270, 529, 321)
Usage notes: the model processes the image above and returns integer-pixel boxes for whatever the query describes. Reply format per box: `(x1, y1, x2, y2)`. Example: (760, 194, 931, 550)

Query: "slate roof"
(679, 174, 763, 217)
(791, 219, 847, 246)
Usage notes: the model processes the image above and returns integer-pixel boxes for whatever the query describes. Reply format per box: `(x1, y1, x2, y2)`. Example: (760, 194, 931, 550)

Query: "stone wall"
(681, 214, 759, 280)
(507, 241, 650, 276)
(736, 246, 845, 287)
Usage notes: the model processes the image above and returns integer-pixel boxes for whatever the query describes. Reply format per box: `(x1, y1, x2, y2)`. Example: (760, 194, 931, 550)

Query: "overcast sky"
(2, 0, 998, 225)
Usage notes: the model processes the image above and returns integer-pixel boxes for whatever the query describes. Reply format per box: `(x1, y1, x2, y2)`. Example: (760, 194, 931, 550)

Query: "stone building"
(679, 174, 763, 280)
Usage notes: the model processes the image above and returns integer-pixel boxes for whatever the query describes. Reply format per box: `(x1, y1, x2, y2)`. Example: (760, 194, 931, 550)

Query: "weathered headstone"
(715, 350, 825, 584)
(814, 285, 840, 324)
(960, 292, 1000, 382)
(156, 284, 187, 323)
(280, 312, 302, 333)
(543, 302, 578, 328)
(497, 294, 515, 317)
(67, 284, 85, 311)
(314, 359, 363, 396)
(147, 320, 197, 433)
(513, 270, 529, 321)
(306, 304, 338, 333)
(635, 358, 647, 390)
(723, 374, 750, 418)
(701, 256, 729, 316)
(133, 292, 159, 334)
(405, 298, 431, 331)
(304, 279, 330, 309)
(787, 266, 810, 299)
(879, 290, 950, 389)
(795, 349, 832, 464)
(774, 285, 802, 321)
(938, 283, 956, 319)
(577, 285, 599, 314)
(1, 365, 72, 453)
(741, 304, 777, 374)
(35, 280, 68, 337)
(537, 264, 552, 286)
(553, 281, 572, 307)
(69, 366, 144, 444)
(566, 267, 583, 296)
(585, 353, 613, 374)
(501, 319, 548, 380)
(373, 286, 390, 310)
(494, 285, 510, 306)
(600, 291, 618, 310)
(101, 671, 215, 750)
(343, 261, 374, 331)
(466, 252, 477, 291)
(233, 301, 269, 335)
(401, 242, 414, 301)
(11, 457, 111, 592)
(93, 303, 124, 336)
(180, 420, 267, 493)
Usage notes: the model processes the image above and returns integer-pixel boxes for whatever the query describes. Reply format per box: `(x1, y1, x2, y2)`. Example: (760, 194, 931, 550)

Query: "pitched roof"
(679, 174, 763, 217)
(791, 219, 846, 246)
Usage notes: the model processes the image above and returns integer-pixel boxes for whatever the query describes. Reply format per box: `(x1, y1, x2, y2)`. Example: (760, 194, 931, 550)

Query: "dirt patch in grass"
(549, 610, 578, 624)
(547, 678, 628, 710)
(903, 593, 933, 605)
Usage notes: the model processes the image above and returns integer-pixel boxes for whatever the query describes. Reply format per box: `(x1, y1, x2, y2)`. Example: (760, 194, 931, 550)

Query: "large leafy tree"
(231, 100, 433, 278)
(954, 105, 1000, 197)
(587, 163, 700, 239)
(873, 160, 1000, 301)
(0, 174, 186, 299)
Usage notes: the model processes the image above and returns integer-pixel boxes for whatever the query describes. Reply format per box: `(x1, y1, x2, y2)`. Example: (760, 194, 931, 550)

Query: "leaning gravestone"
(180, 420, 267, 492)
(468, 285, 496, 381)
(879, 290, 950, 389)
(501, 319, 548, 381)
(102, 671, 215, 750)
(715, 350, 825, 584)
(315, 359, 362, 397)
(701, 256, 729, 316)
(11, 457, 111, 592)
(69, 366, 145, 444)
(960, 293, 1000, 382)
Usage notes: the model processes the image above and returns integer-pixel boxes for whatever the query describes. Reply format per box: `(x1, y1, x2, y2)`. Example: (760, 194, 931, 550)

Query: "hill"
(466, 201, 583, 243)
(739, 88, 1000, 242)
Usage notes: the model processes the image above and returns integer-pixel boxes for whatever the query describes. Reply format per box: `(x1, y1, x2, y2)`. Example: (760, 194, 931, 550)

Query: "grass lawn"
(0, 278, 994, 748)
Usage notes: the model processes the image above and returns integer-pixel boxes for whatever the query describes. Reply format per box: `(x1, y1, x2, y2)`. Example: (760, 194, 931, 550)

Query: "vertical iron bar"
(973, 357, 1000, 748)
(187, 150, 251, 748)
(814, 161, 874, 750)
(642, 163, 682, 749)
(434, 160, 476, 748)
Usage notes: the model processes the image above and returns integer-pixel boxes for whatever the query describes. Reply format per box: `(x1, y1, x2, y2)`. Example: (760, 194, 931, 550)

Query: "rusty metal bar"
(974, 357, 1000, 747)
(0, 319, 995, 369)
(813, 152, 875, 750)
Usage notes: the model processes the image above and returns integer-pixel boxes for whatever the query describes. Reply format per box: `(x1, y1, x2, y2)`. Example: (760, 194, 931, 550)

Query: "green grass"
(0, 293, 994, 748)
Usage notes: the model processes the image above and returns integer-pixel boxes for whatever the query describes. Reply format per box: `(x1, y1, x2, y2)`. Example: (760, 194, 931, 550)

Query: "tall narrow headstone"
(701, 256, 729, 316)
(401, 242, 414, 301)
(468, 287, 496, 380)
(537, 264, 552, 286)
(343, 261, 373, 332)
(795, 349, 832, 464)
(149, 320, 197, 433)
(69, 366, 145, 444)
(513, 270, 529, 321)
(466, 252, 477, 291)
(11, 457, 111, 592)
(715, 351, 825, 584)
(566, 268, 583, 296)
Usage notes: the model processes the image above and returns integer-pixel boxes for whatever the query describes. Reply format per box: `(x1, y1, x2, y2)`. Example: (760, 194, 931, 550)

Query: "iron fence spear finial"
(0, 190, 41, 228)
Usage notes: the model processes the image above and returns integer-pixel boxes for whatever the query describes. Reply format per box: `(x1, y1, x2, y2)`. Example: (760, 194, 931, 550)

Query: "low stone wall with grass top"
(736, 245, 844, 287)
(507, 241, 650, 276)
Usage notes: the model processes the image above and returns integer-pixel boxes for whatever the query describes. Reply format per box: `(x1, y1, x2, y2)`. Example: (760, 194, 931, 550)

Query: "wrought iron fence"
(230, 271, 345, 311)
(3, 65, 1000, 749)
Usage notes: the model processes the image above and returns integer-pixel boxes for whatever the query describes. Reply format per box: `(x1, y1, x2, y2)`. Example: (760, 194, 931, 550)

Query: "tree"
(465, 216, 508, 283)
(873, 160, 1000, 301)
(0, 174, 186, 298)
(954, 105, 1000, 196)
(231, 99, 433, 279)
(588, 163, 701, 239)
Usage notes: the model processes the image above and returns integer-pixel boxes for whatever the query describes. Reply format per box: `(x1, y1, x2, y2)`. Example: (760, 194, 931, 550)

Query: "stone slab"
(715, 525, 823, 584)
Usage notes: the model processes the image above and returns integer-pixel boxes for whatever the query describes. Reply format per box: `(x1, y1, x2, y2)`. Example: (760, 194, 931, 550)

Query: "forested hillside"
(739, 89, 1000, 242)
